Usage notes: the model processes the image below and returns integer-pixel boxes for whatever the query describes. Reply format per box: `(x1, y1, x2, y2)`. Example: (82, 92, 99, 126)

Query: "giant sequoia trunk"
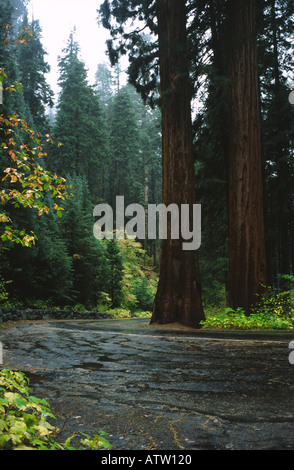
(150, 0, 204, 328)
(227, 0, 267, 313)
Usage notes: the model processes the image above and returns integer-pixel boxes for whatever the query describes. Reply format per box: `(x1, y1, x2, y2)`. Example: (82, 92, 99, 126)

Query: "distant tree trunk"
(144, 166, 149, 254)
(227, 0, 267, 313)
(150, 0, 204, 328)
(270, 0, 291, 278)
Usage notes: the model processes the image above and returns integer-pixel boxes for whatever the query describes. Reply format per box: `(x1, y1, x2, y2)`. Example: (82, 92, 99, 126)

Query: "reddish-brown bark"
(227, 0, 267, 313)
(150, 0, 204, 328)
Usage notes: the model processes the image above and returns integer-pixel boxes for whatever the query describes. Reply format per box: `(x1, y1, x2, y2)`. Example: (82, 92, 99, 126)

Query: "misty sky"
(28, 0, 113, 97)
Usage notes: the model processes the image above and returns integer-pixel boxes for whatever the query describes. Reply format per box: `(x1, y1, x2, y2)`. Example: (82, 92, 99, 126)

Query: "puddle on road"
(23, 371, 53, 385)
(73, 362, 104, 371)
(99, 355, 121, 363)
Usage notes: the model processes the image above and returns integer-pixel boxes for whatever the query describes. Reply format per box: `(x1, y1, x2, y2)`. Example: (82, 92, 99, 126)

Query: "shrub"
(0, 278, 11, 305)
(251, 282, 294, 321)
(201, 307, 294, 330)
(0, 369, 112, 450)
(201, 281, 294, 330)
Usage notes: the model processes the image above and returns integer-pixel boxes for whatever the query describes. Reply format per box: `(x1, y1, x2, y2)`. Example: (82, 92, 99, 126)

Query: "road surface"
(1, 318, 294, 450)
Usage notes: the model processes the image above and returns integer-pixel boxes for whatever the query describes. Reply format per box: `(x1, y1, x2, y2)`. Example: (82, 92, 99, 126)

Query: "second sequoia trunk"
(227, 0, 267, 313)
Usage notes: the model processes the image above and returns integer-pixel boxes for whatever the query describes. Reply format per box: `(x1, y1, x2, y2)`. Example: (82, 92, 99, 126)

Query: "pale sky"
(27, 0, 115, 98)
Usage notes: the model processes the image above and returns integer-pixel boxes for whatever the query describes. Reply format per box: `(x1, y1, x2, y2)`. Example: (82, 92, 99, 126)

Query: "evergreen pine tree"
(94, 62, 114, 105)
(0, 0, 27, 117)
(58, 175, 107, 307)
(2, 195, 75, 306)
(17, 14, 54, 133)
(105, 238, 123, 308)
(52, 32, 108, 203)
(108, 86, 139, 208)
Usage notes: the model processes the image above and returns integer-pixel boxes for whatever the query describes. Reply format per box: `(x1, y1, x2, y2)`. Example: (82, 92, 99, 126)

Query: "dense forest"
(0, 0, 162, 313)
(1, 0, 294, 326)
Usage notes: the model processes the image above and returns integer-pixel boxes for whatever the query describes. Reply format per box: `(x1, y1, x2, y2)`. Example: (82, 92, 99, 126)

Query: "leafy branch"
(0, 71, 67, 249)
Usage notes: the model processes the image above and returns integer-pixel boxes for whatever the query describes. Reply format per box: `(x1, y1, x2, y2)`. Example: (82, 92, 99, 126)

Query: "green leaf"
(64, 435, 76, 448)
(0, 434, 11, 447)
(14, 397, 27, 409)
(0, 419, 8, 431)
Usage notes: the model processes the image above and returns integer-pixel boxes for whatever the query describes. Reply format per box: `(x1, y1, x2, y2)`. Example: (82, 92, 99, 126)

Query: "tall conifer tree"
(99, 0, 205, 327)
(17, 15, 54, 133)
(52, 32, 108, 202)
(227, 0, 267, 313)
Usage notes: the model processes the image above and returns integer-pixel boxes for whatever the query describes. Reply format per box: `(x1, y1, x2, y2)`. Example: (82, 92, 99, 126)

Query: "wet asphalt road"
(1, 318, 294, 450)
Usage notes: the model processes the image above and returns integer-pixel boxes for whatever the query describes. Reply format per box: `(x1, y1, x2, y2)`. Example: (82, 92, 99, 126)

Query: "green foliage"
(0, 369, 112, 450)
(51, 32, 109, 202)
(1, 6, 161, 310)
(1, 194, 75, 306)
(0, 277, 10, 304)
(98, 0, 159, 106)
(105, 239, 124, 308)
(0, 112, 67, 250)
(201, 308, 293, 330)
(117, 238, 158, 311)
(17, 15, 54, 133)
(251, 281, 294, 322)
(200, 278, 227, 308)
(108, 87, 140, 207)
(201, 281, 294, 330)
(0, 13, 66, 252)
(58, 175, 107, 307)
(131, 277, 157, 311)
(132, 310, 152, 319)
(94, 305, 152, 319)
(0, 369, 59, 450)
